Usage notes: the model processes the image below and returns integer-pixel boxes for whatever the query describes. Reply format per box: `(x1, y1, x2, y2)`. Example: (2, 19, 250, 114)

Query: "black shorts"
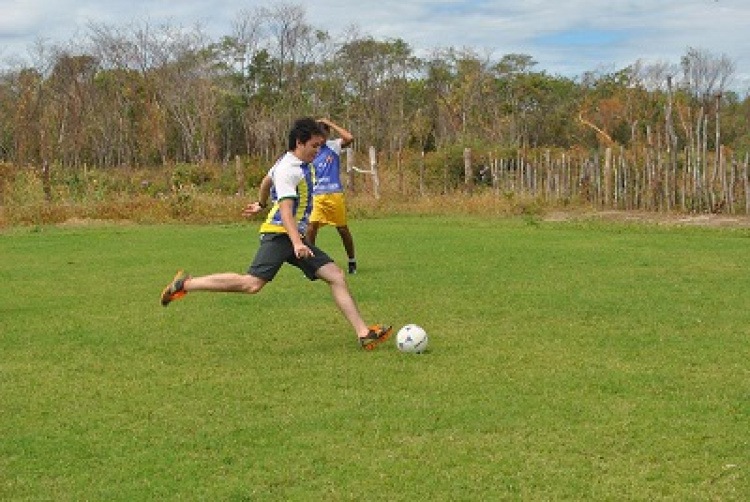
(249, 233, 334, 281)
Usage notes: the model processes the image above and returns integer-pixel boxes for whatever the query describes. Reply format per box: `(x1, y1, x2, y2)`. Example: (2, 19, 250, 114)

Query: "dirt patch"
(59, 217, 135, 227)
(543, 210, 750, 228)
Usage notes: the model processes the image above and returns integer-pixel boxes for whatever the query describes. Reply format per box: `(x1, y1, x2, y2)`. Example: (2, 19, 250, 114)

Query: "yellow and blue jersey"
(260, 152, 314, 236)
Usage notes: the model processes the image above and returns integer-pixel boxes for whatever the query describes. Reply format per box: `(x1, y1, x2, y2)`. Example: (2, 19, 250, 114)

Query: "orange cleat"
(359, 324, 393, 351)
(160, 270, 191, 306)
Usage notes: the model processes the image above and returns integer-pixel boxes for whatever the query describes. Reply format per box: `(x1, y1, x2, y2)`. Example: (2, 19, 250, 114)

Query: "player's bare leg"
(185, 273, 267, 294)
(315, 263, 366, 333)
(161, 271, 267, 305)
(314, 262, 391, 349)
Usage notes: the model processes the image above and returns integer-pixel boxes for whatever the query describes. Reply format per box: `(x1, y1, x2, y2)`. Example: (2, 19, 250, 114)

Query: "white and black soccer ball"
(396, 324, 429, 353)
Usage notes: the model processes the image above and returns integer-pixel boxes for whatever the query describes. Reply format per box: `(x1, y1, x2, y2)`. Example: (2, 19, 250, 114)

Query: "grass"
(1, 216, 748, 500)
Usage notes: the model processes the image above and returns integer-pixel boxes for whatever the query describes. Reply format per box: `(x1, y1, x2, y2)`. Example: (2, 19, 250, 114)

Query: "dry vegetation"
(4, 159, 750, 230)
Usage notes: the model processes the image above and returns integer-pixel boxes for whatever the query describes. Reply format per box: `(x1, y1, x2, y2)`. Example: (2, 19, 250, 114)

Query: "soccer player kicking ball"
(160, 117, 392, 350)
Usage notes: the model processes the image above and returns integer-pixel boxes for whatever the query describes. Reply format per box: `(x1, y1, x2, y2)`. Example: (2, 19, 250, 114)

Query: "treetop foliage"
(1, 2, 748, 170)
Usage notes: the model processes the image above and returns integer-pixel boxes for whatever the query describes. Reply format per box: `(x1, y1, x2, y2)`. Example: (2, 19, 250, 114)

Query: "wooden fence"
(357, 146, 750, 215)
(481, 147, 750, 214)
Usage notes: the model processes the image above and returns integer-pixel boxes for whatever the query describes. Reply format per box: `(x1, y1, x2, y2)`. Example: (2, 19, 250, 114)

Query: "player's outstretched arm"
(242, 175, 272, 217)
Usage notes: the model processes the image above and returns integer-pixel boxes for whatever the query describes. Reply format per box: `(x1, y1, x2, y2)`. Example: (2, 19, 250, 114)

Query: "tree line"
(1, 3, 749, 202)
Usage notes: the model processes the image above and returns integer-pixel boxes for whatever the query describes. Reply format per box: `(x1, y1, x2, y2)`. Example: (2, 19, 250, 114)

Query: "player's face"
(296, 134, 325, 163)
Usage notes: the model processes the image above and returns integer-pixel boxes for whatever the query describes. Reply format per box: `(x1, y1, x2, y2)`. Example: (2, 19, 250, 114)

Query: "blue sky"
(2, 0, 748, 92)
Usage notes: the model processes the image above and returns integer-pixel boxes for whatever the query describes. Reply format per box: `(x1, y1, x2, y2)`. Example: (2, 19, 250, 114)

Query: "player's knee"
(318, 263, 345, 284)
(241, 275, 265, 294)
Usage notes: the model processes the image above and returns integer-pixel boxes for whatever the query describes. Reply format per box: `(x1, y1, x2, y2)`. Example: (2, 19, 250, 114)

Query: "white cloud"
(2, 0, 748, 91)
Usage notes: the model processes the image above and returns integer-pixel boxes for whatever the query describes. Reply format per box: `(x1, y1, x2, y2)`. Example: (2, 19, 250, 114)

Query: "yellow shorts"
(310, 192, 348, 227)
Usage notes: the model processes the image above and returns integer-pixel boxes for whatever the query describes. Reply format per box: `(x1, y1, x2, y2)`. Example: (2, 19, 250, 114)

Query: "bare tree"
(258, 3, 323, 99)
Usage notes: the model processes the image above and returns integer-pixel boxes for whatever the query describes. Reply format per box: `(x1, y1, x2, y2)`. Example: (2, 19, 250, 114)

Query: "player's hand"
(294, 243, 314, 259)
(241, 202, 265, 217)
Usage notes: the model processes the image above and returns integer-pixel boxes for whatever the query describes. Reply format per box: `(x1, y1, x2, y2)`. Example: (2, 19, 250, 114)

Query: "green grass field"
(1, 216, 748, 500)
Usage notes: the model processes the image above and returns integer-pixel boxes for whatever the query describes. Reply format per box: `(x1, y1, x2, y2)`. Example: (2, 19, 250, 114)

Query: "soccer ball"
(396, 324, 429, 353)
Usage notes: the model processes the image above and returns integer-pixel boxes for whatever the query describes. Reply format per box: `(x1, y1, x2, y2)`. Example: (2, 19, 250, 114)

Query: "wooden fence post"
(604, 147, 612, 209)
(369, 146, 380, 200)
(464, 147, 473, 194)
(419, 151, 426, 196)
(490, 152, 499, 197)
(41, 161, 52, 202)
(744, 153, 749, 215)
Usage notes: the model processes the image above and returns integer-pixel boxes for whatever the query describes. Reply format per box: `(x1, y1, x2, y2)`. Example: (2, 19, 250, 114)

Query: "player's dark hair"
(317, 121, 331, 135)
(288, 117, 324, 151)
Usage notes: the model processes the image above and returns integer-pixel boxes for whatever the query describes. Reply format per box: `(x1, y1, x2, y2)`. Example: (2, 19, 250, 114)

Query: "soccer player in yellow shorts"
(306, 119, 357, 274)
